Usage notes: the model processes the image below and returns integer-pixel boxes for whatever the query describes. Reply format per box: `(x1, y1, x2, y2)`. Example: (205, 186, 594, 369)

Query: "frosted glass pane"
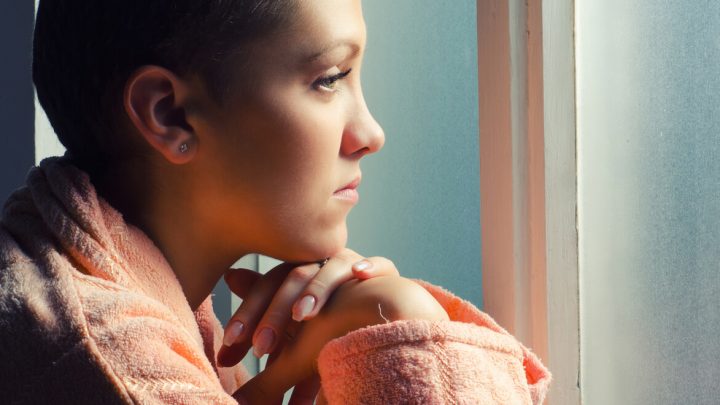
(577, 1, 720, 404)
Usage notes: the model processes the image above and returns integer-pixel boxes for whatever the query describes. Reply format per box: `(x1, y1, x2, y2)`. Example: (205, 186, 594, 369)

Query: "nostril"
(354, 146, 371, 158)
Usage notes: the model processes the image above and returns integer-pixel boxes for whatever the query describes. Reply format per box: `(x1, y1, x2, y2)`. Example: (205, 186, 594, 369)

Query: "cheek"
(229, 104, 342, 209)
(253, 105, 341, 183)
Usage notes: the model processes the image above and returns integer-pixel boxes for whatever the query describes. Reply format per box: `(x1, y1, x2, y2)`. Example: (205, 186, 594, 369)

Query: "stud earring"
(179, 143, 189, 153)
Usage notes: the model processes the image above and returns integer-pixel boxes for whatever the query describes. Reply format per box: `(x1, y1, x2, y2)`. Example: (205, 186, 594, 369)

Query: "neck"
(93, 160, 246, 311)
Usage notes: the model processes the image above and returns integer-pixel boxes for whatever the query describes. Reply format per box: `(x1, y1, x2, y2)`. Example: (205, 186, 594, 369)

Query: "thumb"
(233, 369, 290, 405)
(224, 268, 261, 299)
(233, 360, 295, 405)
(288, 373, 321, 405)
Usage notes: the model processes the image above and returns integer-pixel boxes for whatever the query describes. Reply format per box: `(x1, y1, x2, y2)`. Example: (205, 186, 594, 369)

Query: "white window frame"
(478, 1, 580, 404)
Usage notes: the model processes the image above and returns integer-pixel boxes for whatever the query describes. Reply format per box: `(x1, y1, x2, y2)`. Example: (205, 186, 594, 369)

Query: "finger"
(217, 269, 263, 367)
(289, 254, 360, 322)
(220, 263, 296, 360)
(289, 252, 400, 322)
(216, 339, 252, 368)
(287, 247, 363, 323)
(218, 311, 284, 368)
(224, 262, 299, 299)
(252, 264, 320, 357)
(265, 322, 293, 367)
(352, 256, 400, 280)
(317, 388, 329, 405)
(288, 373, 321, 405)
(266, 345, 282, 367)
(233, 389, 283, 405)
(233, 351, 300, 405)
(224, 268, 262, 299)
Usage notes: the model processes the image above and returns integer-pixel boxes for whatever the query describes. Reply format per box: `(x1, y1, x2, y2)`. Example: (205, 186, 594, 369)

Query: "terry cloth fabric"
(0, 156, 550, 404)
(318, 279, 551, 404)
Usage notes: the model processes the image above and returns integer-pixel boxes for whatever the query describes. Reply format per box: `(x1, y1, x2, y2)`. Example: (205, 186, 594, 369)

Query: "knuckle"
(289, 265, 317, 283)
(341, 247, 358, 256)
(240, 380, 273, 403)
(371, 256, 397, 271)
(232, 303, 260, 325)
(265, 259, 296, 274)
(336, 248, 361, 263)
(267, 263, 295, 281)
(304, 277, 331, 295)
(228, 311, 249, 326)
(259, 309, 287, 328)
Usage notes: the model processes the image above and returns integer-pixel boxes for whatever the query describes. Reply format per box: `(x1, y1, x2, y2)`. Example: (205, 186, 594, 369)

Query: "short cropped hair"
(33, 1, 296, 174)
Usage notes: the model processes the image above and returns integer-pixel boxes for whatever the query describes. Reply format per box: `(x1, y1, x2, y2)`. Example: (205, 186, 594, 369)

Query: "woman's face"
(188, 0, 384, 262)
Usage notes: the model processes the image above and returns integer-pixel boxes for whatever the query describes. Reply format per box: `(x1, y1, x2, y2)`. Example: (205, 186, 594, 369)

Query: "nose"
(341, 92, 385, 158)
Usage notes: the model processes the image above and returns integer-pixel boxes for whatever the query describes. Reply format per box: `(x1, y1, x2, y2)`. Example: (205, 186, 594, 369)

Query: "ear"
(123, 66, 197, 164)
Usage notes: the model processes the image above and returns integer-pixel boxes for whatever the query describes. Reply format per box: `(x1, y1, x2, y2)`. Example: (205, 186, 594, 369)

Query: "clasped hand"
(218, 248, 448, 404)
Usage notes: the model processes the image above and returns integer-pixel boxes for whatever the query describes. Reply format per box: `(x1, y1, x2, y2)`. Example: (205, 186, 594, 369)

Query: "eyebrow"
(304, 40, 361, 63)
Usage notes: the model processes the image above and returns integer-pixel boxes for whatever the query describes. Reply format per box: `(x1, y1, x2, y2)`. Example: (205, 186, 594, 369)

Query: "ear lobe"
(124, 66, 196, 164)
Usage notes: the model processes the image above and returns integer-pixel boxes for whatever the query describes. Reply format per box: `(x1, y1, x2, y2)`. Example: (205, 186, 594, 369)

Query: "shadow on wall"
(0, 3, 35, 204)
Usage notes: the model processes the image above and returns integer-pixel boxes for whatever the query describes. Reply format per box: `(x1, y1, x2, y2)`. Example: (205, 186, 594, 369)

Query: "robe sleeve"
(317, 279, 552, 404)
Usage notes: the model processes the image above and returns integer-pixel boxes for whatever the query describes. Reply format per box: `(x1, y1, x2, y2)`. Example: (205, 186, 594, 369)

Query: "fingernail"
(353, 259, 373, 272)
(253, 328, 275, 358)
(293, 295, 316, 321)
(223, 321, 244, 347)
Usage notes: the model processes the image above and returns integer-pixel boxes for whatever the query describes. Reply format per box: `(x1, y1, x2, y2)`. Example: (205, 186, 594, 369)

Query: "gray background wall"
(0, 2, 35, 203)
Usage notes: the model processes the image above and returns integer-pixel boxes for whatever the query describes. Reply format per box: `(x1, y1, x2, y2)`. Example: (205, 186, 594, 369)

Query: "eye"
(313, 68, 352, 92)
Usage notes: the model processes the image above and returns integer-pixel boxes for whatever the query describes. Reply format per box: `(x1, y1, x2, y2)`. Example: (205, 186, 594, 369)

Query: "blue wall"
(349, 0, 482, 306)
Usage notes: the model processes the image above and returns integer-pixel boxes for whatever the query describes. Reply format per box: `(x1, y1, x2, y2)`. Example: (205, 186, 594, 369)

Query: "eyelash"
(313, 68, 353, 92)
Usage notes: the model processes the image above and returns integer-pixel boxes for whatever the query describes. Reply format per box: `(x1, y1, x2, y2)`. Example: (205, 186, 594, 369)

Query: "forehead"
(259, 0, 367, 65)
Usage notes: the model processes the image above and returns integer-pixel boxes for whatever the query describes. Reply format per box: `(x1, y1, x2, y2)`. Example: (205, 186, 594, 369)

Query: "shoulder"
(0, 227, 131, 402)
(0, 225, 79, 340)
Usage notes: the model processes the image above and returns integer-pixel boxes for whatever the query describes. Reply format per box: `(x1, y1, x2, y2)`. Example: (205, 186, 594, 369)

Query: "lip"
(333, 174, 362, 203)
(335, 175, 362, 193)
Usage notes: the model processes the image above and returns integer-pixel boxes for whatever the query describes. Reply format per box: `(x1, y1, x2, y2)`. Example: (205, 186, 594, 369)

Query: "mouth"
(333, 174, 361, 203)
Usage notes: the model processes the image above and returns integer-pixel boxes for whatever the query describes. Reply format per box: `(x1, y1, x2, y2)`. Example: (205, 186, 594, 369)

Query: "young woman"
(0, 0, 551, 403)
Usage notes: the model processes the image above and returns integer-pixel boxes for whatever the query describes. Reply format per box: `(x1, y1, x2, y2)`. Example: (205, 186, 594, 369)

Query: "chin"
(280, 225, 348, 263)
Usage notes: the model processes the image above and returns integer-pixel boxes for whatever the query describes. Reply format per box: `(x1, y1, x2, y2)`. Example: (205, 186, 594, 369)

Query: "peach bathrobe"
(0, 157, 551, 404)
